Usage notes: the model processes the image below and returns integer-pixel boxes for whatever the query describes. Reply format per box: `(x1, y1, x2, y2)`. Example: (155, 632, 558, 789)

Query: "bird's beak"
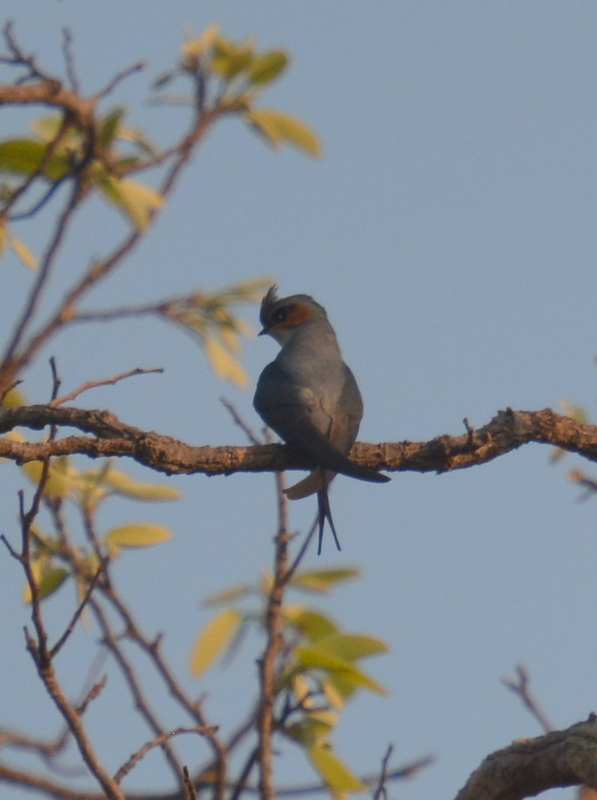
(258, 327, 269, 336)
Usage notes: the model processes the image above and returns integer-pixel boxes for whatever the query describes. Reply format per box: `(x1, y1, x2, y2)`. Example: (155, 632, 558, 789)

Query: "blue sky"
(1, 4, 597, 800)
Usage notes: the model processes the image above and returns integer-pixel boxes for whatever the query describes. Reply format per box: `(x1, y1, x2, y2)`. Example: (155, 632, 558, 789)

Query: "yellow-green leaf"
(316, 633, 389, 662)
(22, 458, 72, 498)
(182, 24, 221, 61)
(103, 469, 182, 501)
(292, 568, 360, 594)
(295, 645, 387, 695)
(1, 387, 25, 409)
(245, 109, 321, 157)
(308, 745, 366, 792)
(189, 607, 243, 678)
(94, 170, 162, 230)
(284, 606, 338, 641)
(286, 714, 336, 747)
(9, 236, 37, 269)
(246, 50, 288, 84)
(0, 139, 70, 180)
(23, 561, 69, 604)
(98, 107, 125, 148)
(203, 584, 252, 607)
(105, 523, 172, 549)
(203, 335, 248, 388)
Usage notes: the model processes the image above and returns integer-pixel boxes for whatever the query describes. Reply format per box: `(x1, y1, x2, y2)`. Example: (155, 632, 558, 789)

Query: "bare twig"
(50, 367, 164, 407)
(61, 28, 79, 93)
(114, 728, 211, 784)
(221, 397, 261, 445)
(50, 561, 107, 659)
(373, 744, 394, 800)
(93, 61, 146, 100)
(502, 664, 554, 734)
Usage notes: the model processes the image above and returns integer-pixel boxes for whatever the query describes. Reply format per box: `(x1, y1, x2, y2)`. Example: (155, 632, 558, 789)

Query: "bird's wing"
(254, 362, 389, 483)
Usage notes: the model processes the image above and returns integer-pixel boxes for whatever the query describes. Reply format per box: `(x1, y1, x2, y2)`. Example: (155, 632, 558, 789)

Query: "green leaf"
(245, 109, 321, 157)
(105, 523, 172, 549)
(189, 607, 243, 677)
(22, 458, 72, 498)
(93, 169, 162, 229)
(316, 633, 389, 662)
(292, 567, 360, 594)
(103, 469, 182, 501)
(286, 714, 336, 747)
(284, 606, 338, 641)
(203, 584, 252, 607)
(211, 43, 253, 79)
(246, 50, 288, 84)
(98, 107, 125, 149)
(0, 139, 70, 180)
(295, 645, 387, 695)
(182, 24, 221, 61)
(23, 562, 69, 604)
(308, 745, 366, 792)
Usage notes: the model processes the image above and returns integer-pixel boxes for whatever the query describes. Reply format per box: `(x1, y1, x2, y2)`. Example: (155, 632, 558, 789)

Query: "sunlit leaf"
(1, 387, 25, 409)
(245, 109, 321, 157)
(286, 714, 336, 747)
(247, 50, 288, 84)
(9, 236, 37, 269)
(23, 561, 69, 604)
(211, 40, 253, 79)
(0, 139, 71, 180)
(182, 23, 221, 61)
(103, 469, 182, 501)
(308, 745, 366, 792)
(22, 457, 72, 498)
(203, 584, 252, 607)
(284, 606, 338, 641)
(292, 567, 360, 594)
(189, 607, 243, 678)
(295, 645, 387, 695)
(317, 633, 389, 662)
(203, 335, 248, 388)
(94, 169, 162, 230)
(98, 107, 125, 148)
(105, 523, 172, 549)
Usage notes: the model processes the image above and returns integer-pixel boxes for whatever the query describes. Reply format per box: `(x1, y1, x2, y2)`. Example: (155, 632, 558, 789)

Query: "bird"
(253, 286, 390, 554)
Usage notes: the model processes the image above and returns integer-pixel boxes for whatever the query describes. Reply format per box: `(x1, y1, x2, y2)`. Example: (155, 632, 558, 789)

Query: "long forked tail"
(317, 489, 341, 556)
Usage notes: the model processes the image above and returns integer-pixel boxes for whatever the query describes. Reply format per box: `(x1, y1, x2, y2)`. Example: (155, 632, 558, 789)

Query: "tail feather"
(285, 468, 335, 500)
(317, 489, 341, 555)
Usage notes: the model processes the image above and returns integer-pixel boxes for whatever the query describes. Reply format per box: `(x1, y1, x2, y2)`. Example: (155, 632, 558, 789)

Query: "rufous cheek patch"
(285, 303, 312, 327)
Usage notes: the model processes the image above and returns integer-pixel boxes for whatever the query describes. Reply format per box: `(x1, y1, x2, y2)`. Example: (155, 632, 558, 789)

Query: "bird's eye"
(271, 307, 290, 324)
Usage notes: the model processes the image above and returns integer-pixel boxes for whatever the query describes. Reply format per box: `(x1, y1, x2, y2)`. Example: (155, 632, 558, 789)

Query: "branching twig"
(50, 367, 164, 407)
(502, 664, 554, 734)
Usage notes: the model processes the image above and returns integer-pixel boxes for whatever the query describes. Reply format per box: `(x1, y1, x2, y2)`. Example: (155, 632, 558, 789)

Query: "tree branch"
(0, 406, 596, 479)
(454, 717, 597, 800)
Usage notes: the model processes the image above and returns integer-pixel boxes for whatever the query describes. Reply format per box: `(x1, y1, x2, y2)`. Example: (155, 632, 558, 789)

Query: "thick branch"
(454, 717, 597, 800)
(0, 406, 595, 478)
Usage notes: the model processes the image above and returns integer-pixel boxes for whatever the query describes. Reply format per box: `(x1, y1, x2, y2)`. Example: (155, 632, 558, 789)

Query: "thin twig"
(114, 727, 211, 784)
(502, 664, 554, 733)
(373, 743, 394, 800)
(50, 561, 107, 659)
(93, 61, 146, 100)
(221, 397, 261, 445)
(50, 367, 164, 407)
(61, 28, 79, 93)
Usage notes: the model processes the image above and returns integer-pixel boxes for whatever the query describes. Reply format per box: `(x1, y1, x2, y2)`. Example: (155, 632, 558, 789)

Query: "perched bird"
(253, 286, 390, 554)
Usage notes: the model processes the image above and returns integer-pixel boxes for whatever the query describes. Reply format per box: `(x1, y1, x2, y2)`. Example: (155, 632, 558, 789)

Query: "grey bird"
(253, 286, 390, 554)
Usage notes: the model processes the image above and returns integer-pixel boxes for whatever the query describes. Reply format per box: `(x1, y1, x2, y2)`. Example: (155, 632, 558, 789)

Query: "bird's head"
(258, 286, 328, 344)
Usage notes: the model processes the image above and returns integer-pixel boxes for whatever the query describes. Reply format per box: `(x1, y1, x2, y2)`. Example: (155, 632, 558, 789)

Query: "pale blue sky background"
(1, 3, 597, 800)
